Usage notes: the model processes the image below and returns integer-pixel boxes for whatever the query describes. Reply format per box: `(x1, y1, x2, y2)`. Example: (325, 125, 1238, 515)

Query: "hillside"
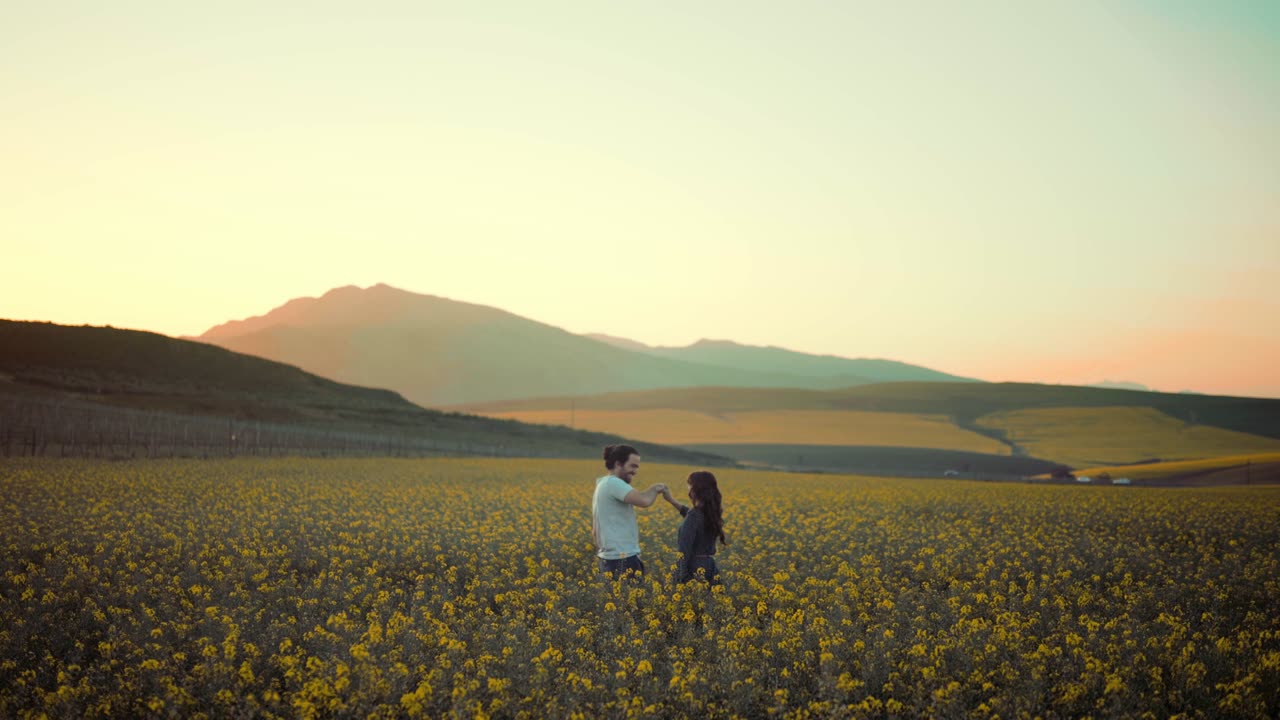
(196, 285, 971, 406)
(458, 383, 1280, 470)
(976, 407, 1280, 467)
(1065, 453, 1280, 485)
(687, 444, 1063, 478)
(475, 408, 1007, 454)
(0, 320, 729, 465)
(462, 383, 1280, 439)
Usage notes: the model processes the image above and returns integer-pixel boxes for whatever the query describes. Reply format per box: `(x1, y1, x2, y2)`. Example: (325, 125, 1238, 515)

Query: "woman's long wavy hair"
(687, 471, 726, 546)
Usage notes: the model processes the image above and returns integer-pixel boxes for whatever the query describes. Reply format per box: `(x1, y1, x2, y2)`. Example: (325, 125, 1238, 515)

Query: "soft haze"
(3, 2, 1278, 397)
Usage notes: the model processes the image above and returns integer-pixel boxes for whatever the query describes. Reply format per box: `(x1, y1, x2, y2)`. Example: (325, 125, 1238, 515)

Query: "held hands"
(650, 485, 687, 512)
(660, 487, 685, 510)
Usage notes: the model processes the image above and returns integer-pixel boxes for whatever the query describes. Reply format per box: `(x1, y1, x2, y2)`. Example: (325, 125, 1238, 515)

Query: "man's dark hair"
(603, 444, 639, 470)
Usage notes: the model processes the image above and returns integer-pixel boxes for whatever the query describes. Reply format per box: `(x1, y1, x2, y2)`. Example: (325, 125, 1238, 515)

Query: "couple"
(591, 444, 727, 584)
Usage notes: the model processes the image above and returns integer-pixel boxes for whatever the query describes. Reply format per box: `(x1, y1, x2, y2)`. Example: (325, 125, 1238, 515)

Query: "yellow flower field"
(1, 458, 1278, 718)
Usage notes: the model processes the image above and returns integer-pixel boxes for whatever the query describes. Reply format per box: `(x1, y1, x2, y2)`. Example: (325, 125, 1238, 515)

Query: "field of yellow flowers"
(2, 457, 1278, 719)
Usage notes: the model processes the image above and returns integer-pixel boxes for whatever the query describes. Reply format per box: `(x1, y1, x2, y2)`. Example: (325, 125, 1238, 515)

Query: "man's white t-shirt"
(593, 474, 639, 559)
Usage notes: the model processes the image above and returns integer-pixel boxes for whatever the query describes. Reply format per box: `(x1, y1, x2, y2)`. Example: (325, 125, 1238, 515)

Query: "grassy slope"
(482, 408, 1007, 454)
(459, 383, 1280, 471)
(1067, 453, 1280, 480)
(977, 407, 1280, 467)
(827, 383, 1280, 439)
(456, 386, 848, 414)
(683, 444, 1063, 477)
(461, 383, 1280, 438)
(0, 320, 729, 465)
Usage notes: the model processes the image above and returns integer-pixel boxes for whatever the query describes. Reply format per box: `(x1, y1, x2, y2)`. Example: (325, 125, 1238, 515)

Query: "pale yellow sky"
(2, 2, 1278, 397)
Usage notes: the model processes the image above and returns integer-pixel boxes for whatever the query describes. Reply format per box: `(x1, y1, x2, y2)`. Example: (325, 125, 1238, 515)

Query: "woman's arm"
(661, 488, 690, 516)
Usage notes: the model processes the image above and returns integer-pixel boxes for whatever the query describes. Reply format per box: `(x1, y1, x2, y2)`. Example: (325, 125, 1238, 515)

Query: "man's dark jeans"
(599, 554, 644, 582)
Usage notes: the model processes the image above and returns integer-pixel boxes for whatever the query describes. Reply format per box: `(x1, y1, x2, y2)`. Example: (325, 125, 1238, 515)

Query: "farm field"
(2, 458, 1278, 718)
(684, 444, 1060, 479)
(481, 409, 1006, 454)
(1065, 453, 1280, 484)
(975, 406, 1280, 467)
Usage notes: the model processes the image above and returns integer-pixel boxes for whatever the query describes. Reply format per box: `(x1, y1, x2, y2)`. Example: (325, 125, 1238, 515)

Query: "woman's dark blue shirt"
(676, 506, 719, 583)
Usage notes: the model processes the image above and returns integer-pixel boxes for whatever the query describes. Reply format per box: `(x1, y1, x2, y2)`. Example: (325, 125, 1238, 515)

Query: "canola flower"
(0, 457, 1277, 718)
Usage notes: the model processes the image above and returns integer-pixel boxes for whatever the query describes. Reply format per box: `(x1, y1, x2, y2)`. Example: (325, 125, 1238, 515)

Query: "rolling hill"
(195, 284, 974, 406)
(462, 383, 1280, 439)
(472, 408, 1007, 454)
(1064, 453, 1280, 486)
(0, 319, 729, 465)
(976, 406, 1280, 467)
(458, 383, 1280, 471)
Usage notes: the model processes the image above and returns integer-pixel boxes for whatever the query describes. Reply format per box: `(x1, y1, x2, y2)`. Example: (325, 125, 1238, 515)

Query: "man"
(592, 444, 667, 580)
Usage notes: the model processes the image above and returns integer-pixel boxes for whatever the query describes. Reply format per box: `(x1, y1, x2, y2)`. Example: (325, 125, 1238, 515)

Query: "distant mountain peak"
(675, 338, 894, 363)
(585, 333, 652, 352)
(320, 283, 417, 299)
(1090, 380, 1151, 392)
(198, 284, 526, 340)
(583, 335, 978, 384)
(689, 338, 736, 347)
(639, 337, 979, 383)
(197, 284, 980, 405)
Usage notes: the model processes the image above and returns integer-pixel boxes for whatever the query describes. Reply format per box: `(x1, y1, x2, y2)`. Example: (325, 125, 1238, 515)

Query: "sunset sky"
(3, 2, 1278, 397)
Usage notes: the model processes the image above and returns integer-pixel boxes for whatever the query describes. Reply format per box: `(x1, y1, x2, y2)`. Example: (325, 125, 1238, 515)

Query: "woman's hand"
(662, 488, 686, 512)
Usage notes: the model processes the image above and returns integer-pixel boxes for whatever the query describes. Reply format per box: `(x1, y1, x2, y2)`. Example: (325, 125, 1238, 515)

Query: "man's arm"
(622, 484, 666, 508)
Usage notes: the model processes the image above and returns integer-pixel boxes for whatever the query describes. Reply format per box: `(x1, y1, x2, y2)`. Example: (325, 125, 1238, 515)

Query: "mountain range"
(196, 284, 976, 407)
(5, 283, 1275, 481)
(586, 334, 977, 384)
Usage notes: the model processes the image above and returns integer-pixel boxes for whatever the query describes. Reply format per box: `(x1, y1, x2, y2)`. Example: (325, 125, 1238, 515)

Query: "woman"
(662, 471, 727, 585)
